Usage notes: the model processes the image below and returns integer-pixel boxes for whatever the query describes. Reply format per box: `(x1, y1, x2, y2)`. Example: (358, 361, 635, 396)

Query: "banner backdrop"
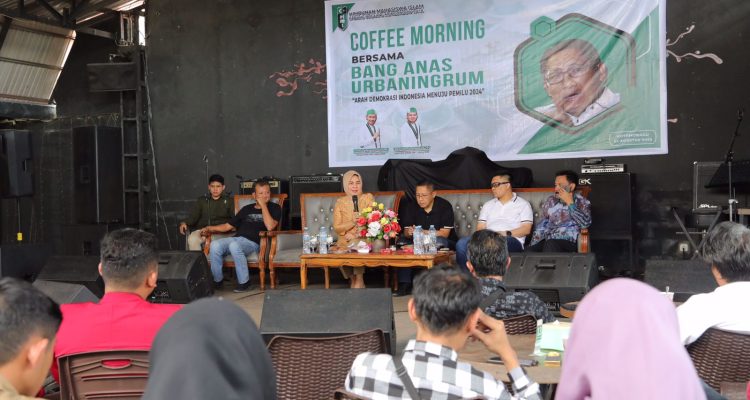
(325, 0, 666, 167)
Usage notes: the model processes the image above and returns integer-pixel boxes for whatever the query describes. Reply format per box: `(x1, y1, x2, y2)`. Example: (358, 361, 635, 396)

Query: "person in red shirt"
(51, 228, 181, 382)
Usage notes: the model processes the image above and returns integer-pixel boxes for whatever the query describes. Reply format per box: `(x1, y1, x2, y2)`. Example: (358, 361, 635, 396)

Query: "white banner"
(325, 0, 666, 167)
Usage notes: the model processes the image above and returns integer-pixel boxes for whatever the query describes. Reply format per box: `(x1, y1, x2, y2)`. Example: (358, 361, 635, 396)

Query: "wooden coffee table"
(299, 251, 452, 289)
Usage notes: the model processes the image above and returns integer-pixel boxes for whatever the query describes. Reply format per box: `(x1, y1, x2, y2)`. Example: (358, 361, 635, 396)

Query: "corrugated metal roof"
(0, 16, 74, 104)
(0, 0, 143, 27)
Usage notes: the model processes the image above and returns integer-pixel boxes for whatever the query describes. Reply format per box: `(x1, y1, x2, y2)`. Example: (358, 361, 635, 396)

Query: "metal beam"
(69, 0, 128, 22)
(68, 0, 90, 20)
(33, 0, 63, 22)
(75, 25, 114, 39)
(0, 6, 62, 27)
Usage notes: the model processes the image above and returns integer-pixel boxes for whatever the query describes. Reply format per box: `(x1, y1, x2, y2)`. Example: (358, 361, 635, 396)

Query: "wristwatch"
(506, 230, 512, 237)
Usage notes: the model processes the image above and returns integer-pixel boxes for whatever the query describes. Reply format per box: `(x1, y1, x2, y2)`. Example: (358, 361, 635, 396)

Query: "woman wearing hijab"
(333, 170, 374, 288)
(142, 298, 276, 400)
(556, 278, 706, 400)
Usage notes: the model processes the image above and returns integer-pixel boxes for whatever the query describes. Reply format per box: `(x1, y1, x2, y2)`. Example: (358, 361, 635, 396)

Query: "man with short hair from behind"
(179, 174, 234, 251)
(345, 265, 541, 400)
(466, 230, 555, 323)
(677, 221, 750, 344)
(52, 228, 181, 382)
(0, 278, 62, 399)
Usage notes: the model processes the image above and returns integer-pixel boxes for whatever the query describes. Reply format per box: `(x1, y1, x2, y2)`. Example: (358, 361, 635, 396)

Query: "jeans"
(398, 236, 451, 284)
(455, 232, 524, 273)
(209, 236, 260, 285)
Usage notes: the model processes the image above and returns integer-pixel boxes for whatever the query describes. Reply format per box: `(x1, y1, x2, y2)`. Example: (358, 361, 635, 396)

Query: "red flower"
(356, 217, 366, 226)
(369, 214, 379, 223)
(391, 222, 401, 232)
(359, 229, 367, 237)
(383, 224, 392, 233)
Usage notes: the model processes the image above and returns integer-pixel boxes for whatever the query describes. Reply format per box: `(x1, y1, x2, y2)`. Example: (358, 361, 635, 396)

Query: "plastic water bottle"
(413, 226, 424, 255)
(318, 226, 328, 254)
(302, 227, 311, 254)
(428, 225, 437, 254)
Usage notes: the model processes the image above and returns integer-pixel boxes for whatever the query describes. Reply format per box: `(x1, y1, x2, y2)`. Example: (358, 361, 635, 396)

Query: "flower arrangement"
(356, 201, 401, 240)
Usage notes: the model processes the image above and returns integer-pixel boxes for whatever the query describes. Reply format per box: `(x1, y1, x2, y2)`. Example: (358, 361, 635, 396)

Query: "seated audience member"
(557, 278, 705, 400)
(677, 221, 750, 345)
(179, 174, 234, 251)
(52, 228, 181, 382)
(345, 265, 541, 399)
(456, 173, 534, 271)
(204, 180, 281, 292)
(466, 230, 555, 323)
(143, 298, 276, 400)
(527, 170, 591, 252)
(0, 278, 62, 400)
(395, 180, 458, 296)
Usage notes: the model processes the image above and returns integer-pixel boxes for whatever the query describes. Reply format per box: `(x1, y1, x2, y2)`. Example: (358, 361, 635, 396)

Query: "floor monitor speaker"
(644, 259, 717, 302)
(33, 280, 99, 304)
(505, 252, 599, 312)
(148, 251, 214, 304)
(0, 130, 33, 198)
(36, 256, 104, 298)
(0, 244, 52, 280)
(260, 288, 396, 354)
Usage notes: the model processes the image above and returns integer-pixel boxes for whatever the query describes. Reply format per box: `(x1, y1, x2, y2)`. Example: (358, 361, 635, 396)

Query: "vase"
(371, 238, 387, 252)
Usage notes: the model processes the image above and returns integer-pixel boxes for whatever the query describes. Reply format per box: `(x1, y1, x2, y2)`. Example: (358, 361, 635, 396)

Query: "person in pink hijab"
(556, 278, 706, 400)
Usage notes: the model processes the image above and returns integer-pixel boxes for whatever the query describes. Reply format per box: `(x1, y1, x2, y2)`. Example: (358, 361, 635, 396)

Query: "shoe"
(213, 281, 224, 290)
(392, 284, 412, 297)
(233, 281, 251, 293)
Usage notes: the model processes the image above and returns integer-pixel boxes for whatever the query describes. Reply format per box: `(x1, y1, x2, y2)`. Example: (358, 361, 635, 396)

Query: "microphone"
(203, 155, 208, 162)
(352, 195, 359, 212)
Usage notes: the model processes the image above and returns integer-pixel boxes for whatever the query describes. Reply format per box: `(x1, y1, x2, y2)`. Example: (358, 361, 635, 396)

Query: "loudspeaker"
(36, 256, 104, 298)
(148, 251, 213, 304)
(0, 244, 52, 280)
(289, 174, 343, 217)
(578, 173, 634, 238)
(644, 259, 717, 302)
(87, 62, 137, 92)
(260, 288, 396, 354)
(505, 252, 599, 312)
(239, 177, 288, 195)
(33, 280, 99, 304)
(73, 126, 123, 224)
(0, 130, 33, 198)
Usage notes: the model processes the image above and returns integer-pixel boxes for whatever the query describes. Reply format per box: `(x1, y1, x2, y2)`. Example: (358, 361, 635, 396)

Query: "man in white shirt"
(399, 107, 421, 147)
(456, 173, 533, 272)
(535, 38, 620, 127)
(357, 109, 381, 148)
(677, 221, 750, 345)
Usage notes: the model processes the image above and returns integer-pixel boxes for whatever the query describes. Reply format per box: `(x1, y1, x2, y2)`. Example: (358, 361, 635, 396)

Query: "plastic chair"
(58, 349, 149, 400)
(267, 329, 386, 400)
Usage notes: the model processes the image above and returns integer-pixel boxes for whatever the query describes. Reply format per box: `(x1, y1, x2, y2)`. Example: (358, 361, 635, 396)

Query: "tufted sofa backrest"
(300, 191, 404, 240)
(436, 187, 590, 238)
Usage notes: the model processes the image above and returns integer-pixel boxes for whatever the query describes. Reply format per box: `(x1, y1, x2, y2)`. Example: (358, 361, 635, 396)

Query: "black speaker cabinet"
(239, 177, 288, 195)
(61, 224, 123, 256)
(578, 173, 634, 238)
(0, 130, 33, 198)
(644, 259, 717, 302)
(33, 280, 99, 304)
(73, 126, 123, 224)
(36, 256, 104, 298)
(0, 244, 52, 280)
(505, 252, 599, 312)
(148, 251, 213, 304)
(87, 62, 137, 92)
(289, 174, 343, 217)
(260, 288, 396, 354)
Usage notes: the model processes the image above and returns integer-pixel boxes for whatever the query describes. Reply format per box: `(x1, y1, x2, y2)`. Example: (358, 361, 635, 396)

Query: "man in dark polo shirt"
(395, 181, 457, 296)
(203, 181, 281, 292)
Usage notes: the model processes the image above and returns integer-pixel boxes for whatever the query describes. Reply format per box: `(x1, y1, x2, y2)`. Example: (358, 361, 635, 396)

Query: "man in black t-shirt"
(203, 181, 281, 292)
(395, 181, 457, 296)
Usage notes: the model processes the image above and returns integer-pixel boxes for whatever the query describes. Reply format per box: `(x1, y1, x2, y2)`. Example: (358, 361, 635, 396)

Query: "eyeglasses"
(491, 182, 510, 188)
(544, 63, 599, 85)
